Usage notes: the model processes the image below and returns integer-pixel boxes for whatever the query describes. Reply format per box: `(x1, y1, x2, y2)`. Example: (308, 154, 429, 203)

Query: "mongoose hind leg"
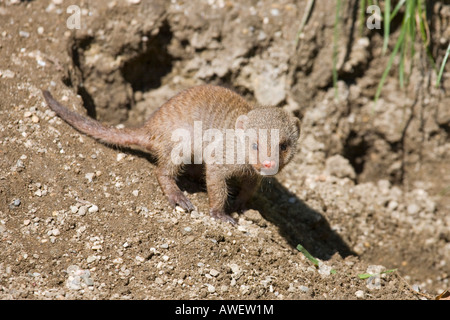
(156, 165, 195, 212)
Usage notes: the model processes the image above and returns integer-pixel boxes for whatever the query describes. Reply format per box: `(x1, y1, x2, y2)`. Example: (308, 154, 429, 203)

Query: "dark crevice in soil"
(342, 130, 370, 176)
(77, 86, 97, 119)
(65, 20, 174, 122)
(120, 21, 174, 94)
(68, 35, 97, 119)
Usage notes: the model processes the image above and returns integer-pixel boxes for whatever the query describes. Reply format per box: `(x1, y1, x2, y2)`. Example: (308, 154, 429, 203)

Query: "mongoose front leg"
(156, 166, 195, 212)
(205, 166, 236, 225)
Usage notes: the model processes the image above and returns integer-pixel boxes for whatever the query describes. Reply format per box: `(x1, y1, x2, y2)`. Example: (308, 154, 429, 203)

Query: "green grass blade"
(295, 0, 315, 47)
(399, 38, 405, 88)
(382, 268, 398, 274)
(417, 0, 437, 71)
(383, 0, 391, 54)
(296, 244, 319, 266)
(297, 244, 337, 274)
(417, 0, 427, 42)
(405, 1, 415, 86)
(375, 25, 406, 102)
(436, 42, 450, 87)
(358, 268, 397, 279)
(375, 0, 415, 102)
(390, 0, 405, 21)
(359, 0, 366, 35)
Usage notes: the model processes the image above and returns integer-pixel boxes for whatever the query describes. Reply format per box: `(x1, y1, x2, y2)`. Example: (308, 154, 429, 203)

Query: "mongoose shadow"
(249, 178, 356, 260)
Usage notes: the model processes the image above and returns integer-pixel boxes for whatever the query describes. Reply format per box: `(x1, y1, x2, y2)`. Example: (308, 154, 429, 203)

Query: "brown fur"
(43, 85, 301, 224)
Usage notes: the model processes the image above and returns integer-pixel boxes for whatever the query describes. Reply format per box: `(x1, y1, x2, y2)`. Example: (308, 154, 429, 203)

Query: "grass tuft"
(374, 0, 437, 102)
(332, 1, 448, 101)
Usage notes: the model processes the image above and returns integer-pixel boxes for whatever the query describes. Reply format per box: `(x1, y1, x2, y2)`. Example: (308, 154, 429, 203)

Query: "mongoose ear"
(235, 115, 249, 130)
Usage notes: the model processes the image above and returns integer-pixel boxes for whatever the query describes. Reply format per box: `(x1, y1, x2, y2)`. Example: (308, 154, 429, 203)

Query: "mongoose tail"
(42, 90, 150, 150)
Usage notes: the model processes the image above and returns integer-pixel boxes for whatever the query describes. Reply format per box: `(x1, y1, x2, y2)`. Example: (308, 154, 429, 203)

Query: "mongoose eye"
(280, 142, 288, 151)
(252, 142, 258, 151)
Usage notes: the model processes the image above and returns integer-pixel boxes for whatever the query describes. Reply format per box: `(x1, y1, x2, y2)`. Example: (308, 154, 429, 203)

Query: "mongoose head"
(235, 107, 301, 175)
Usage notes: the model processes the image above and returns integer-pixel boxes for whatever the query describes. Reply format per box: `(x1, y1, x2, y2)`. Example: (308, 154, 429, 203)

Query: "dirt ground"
(1, 0, 449, 300)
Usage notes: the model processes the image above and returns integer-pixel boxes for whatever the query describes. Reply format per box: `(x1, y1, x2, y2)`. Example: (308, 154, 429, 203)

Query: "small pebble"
(78, 205, 88, 216)
(82, 275, 94, 286)
(85, 172, 95, 183)
(116, 153, 127, 161)
(220, 285, 229, 293)
(66, 265, 94, 290)
(175, 206, 186, 213)
(355, 290, 365, 298)
(1, 70, 15, 79)
(230, 264, 241, 274)
(67, 276, 81, 290)
(240, 285, 250, 295)
(407, 204, 420, 215)
(270, 8, 280, 16)
(299, 285, 309, 293)
(209, 269, 220, 277)
(88, 205, 99, 213)
(91, 244, 102, 251)
(19, 30, 30, 38)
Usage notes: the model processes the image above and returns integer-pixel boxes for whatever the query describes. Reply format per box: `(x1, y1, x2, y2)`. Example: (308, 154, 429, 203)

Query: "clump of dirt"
(0, 0, 449, 300)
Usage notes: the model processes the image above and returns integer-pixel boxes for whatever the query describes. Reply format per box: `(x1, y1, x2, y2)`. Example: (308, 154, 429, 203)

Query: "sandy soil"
(1, 0, 449, 300)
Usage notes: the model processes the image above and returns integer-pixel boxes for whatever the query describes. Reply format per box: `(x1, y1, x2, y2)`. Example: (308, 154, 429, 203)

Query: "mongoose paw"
(210, 209, 237, 225)
(167, 192, 195, 212)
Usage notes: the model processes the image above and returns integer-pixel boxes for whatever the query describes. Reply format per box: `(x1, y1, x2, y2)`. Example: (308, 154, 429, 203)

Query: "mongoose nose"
(262, 160, 276, 169)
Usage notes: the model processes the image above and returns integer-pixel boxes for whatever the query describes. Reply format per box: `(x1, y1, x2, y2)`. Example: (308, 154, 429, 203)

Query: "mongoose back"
(43, 85, 301, 224)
